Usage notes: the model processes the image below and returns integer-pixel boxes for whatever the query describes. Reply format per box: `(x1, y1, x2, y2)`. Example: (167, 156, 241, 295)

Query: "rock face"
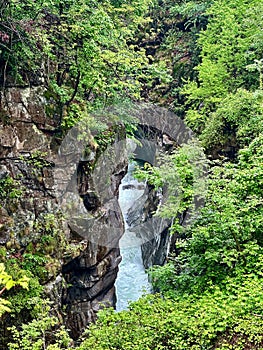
(0, 87, 127, 340)
(62, 245, 121, 339)
(126, 184, 171, 269)
(125, 127, 173, 269)
(0, 86, 59, 248)
(125, 179, 172, 270)
(59, 134, 127, 338)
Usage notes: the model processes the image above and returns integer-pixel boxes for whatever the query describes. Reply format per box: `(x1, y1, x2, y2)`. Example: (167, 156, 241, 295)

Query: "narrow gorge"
(1, 1, 262, 348)
(0, 88, 185, 340)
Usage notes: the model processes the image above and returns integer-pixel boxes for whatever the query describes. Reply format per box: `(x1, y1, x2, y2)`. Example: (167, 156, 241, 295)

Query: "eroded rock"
(0, 86, 127, 341)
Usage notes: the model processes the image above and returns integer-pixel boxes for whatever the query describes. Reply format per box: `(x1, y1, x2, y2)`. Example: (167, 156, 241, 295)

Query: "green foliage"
(170, 1, 211, 29)
(0, 0, 166, 128)
(183, 0, 263, 131)
(200, 89, 263, 152)
(21, 254, 48, 280)
(0, 175, 24, 206)
(247, 58, 263, 90)
(23, 151, 50, 169)
(3, 258, 43, 317)
(76, 275, 263, 349)
(135, 140, 208, 232)
(151, 136, 263, 294)
(12, 212, 68, 283)
(1, 212, 66, 320)
(8, 302, 72, 350)
(0, 263, 29, 317)
(140, 0, 211, 110)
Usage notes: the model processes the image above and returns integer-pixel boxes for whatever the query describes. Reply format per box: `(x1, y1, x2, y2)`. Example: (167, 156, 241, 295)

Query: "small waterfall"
(115, 162, 152, 311)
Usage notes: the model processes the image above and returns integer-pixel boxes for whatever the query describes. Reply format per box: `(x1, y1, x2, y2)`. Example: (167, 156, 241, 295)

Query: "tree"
(183, 0, 263, 132)
(0, 0, 165, 129)
(151, 135, 263, 294)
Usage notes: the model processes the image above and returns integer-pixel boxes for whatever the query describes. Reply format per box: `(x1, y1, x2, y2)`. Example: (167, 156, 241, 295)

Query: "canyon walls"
(0, 91, 184, 340)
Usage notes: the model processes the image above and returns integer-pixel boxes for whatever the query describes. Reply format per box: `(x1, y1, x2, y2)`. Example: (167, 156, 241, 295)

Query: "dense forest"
(0, 0, 263, 349)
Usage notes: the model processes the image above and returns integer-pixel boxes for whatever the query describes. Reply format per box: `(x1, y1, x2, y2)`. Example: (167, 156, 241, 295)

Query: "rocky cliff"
(0, 87, 127, 340)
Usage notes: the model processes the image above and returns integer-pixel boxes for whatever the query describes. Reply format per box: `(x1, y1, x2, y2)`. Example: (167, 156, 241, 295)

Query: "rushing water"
(115, 163, 152, 311)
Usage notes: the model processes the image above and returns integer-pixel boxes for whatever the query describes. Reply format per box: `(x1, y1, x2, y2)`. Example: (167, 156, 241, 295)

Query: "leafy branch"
(0, 263, 29, 317)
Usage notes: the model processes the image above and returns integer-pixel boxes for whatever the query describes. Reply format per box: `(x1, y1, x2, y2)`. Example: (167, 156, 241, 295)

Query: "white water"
(115, 163, 152, 311)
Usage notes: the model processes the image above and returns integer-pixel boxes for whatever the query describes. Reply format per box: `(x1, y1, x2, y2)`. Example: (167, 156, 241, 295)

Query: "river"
(115, 162, 152, 311)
